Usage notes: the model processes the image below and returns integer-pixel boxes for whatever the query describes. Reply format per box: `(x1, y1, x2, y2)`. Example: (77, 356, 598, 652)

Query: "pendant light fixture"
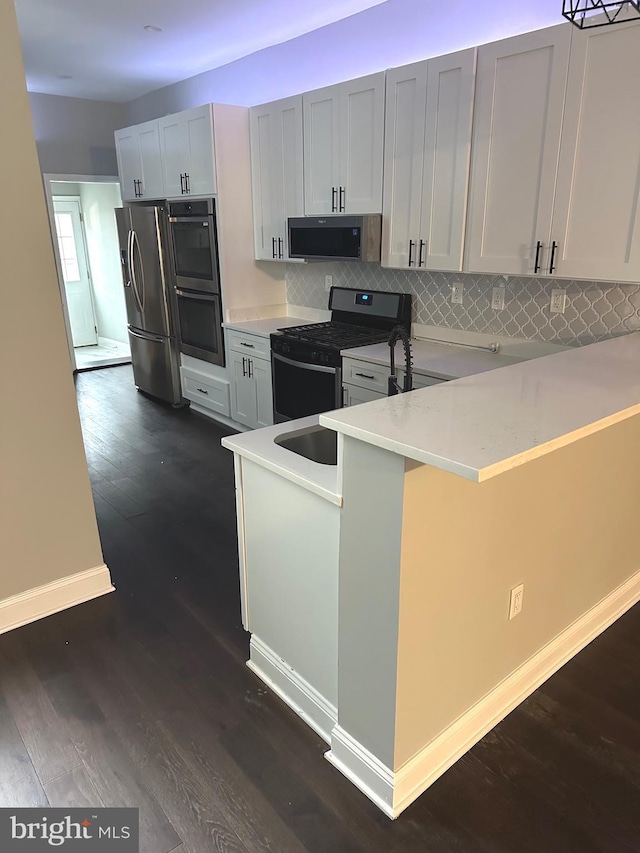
(562, 1, 640, 28)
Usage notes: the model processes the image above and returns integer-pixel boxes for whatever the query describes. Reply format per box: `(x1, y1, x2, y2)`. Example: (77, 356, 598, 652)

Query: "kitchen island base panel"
(247, 635, 337, 744)
(326, 567, 640, 819)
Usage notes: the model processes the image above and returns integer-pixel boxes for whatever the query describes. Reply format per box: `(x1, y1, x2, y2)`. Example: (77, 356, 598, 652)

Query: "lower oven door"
(272, 352, 341, 422)
(175, 288, 224, 366)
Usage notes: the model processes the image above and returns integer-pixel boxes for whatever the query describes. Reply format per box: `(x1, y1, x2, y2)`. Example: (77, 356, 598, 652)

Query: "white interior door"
(53, 198, 97, 347)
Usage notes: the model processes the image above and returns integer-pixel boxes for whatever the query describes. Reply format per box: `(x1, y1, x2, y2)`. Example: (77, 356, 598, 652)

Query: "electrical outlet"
(491, 287, 505, 311)
(325, 275, 333, 292)
(451, 282, 464, 305)
(550, 288, 566, 314)
(509, 584, 524, 620)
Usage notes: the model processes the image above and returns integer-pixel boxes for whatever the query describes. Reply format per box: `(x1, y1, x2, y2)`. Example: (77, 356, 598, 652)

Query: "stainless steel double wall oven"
(169, 199, 224, 367)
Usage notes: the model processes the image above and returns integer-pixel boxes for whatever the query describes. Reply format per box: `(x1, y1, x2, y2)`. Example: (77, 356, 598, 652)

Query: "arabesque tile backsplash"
(286, 263, 640, 347)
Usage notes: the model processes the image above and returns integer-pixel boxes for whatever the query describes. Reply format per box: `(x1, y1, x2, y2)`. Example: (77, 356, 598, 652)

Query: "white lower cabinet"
(343, 383, 386, 407)
(230, 346, 273, 429)
(180, 366, 230, 417)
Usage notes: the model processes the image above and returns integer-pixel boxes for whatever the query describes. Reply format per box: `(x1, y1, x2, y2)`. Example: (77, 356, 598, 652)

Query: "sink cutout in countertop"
(274, 425, 337, 465)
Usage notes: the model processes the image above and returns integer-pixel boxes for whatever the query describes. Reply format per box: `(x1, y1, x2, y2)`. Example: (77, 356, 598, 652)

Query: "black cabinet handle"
(355, 372, 376, 380)
(272, 237, 277, 259)
(239, 342, 255, 348)
(196, 387, 208, 395)
(331, 187, 337, 213)
(408, 240, 415, 267)
(534, 240, 543, 274)
(180, 173, 185, 194)
(185, 173, 190, 193)
(339, 186, 345, 212)
(549, 240, 558, 275)
(278, 237, 283, 259)
(242, 357, 247, 377)
(418, 239, 426, 267)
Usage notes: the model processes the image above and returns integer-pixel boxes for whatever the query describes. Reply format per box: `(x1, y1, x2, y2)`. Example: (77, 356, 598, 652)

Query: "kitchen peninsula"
(222, 332, 640, 818)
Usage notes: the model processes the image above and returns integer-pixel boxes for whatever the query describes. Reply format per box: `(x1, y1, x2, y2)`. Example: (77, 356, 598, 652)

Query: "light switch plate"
(451, 282, 464, 305)
(509, 584, 524, 620)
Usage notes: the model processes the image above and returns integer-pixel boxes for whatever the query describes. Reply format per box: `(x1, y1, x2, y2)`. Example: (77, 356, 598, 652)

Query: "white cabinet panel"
(231, 351, 256, 426)
(304, 73, 384, 215)
(304, 85, 341, 215)
(253, 357, 274, 428)
(339, 72, 385, 214)
(343, 384, 386, 407)
(420, 49, 476, 271)
(465, 26, 571, 275)
(382, 62, 428, 269)
(158, 114, 184, 198)
(137, 121, 164, 199)
(184, 105, 216, 196)
(382, 50, 475, 272)
(115, 127, 142, 202)
(250, 96, 303, 261)
(550, 21, 640, 282)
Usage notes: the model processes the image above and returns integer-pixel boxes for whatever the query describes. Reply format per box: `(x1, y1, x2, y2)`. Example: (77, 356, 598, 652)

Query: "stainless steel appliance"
(168, 199, 225, 366)
(116, 205, 182, 405)
(271, 287, 412, 422)
(288, 214, 382, 262)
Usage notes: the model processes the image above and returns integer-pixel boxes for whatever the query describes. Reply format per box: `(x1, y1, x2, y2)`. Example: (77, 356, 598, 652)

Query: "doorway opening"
(45, 175, 131, 372)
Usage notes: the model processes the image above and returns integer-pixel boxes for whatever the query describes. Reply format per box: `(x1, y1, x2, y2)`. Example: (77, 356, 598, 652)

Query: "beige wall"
(0, 2, 105, 599)
(395, 412, 640, 768)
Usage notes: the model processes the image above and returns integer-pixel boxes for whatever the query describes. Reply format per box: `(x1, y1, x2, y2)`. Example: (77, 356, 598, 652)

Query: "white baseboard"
(327, 568, 640, 819)
(247, 635, 337, 743)
(0, 565, 115, 636)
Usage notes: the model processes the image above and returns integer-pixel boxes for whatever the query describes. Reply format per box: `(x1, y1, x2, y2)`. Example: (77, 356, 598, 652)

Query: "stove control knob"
(282, 343, 291, 354)
(321, 353, 329, 364)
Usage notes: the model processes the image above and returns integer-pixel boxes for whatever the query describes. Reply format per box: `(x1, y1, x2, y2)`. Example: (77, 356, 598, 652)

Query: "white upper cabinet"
(465, 26, 571, 276)
(115, 121, 164, 201)
(382, 49, 475, 271)
(250, 96, 304, 261)
(158, 105, 217, 199)
(550, 20, 640, 282)
(303, 72, 385, 215)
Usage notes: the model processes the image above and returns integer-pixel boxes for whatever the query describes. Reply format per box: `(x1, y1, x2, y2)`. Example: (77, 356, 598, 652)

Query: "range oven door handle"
(175, 288, 219, 302)
(272, 352, 337, 375)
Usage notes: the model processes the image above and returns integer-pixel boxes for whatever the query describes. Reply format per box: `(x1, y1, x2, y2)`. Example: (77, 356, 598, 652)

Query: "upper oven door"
(169, 214, 220, 294)
(272, 352, 341, 422)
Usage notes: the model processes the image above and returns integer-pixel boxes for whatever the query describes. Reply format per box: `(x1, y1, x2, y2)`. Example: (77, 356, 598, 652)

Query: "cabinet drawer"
(181, 369, 230, 416)
(342, 358, 389, 394)
(343, 383, 386, 407)
(228, 331, 270, 360)
(412, 372, 445, 389)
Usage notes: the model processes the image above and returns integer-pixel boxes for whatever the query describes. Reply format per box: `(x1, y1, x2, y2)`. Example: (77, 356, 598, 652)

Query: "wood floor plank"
(45, 765, 104, 809)
(0, 693, 48, 808)
(0, 633, 80, 784)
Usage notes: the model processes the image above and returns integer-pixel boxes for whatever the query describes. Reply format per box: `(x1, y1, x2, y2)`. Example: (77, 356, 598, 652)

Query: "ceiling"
(14, 0, 390, 102)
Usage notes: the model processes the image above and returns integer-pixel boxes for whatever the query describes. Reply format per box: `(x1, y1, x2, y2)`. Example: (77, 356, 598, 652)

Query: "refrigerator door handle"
(130, 230, 146, 313)
(129, 328, 166, 344)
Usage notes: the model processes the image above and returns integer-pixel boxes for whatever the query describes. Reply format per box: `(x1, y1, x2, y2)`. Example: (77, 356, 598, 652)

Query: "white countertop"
(221, 416, 341, 505)
(321, 334, 640, 483)
(342, 338, 523, 380)
(223, 316, 307, 337)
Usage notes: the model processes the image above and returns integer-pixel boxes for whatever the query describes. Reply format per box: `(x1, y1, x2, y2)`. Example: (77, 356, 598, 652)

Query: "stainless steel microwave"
(288, 215, 382, 262)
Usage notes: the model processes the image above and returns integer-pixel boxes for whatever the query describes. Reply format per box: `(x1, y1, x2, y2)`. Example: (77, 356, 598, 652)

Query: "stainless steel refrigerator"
(115, 205, 182, 405)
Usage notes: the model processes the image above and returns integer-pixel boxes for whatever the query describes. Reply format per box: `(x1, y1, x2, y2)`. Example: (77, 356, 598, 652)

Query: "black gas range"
(271, 287, 412, 422)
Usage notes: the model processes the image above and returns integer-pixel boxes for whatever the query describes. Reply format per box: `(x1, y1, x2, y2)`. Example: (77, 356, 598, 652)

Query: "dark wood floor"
(1, 364, 638, 852)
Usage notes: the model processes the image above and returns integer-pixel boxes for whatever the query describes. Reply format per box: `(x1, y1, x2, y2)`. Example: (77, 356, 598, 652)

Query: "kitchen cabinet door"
(158, 113, 185, 198)
(303, 84, 341, 215)
(550, 20, 640, 282)
(420, 48, 476, 272)
(382, 61, 428, 269)
(465, 25, 571, 275)
(230, 351, 256, 427)
(343, 383, 386, 407)
(250, 96, 303, 261)
(115, 127, 143, 201)
(339, 72, 385, 214)
(183, 104, 216, 196)
(252, 357, 274, 428)
(137, 120, 164, 199)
